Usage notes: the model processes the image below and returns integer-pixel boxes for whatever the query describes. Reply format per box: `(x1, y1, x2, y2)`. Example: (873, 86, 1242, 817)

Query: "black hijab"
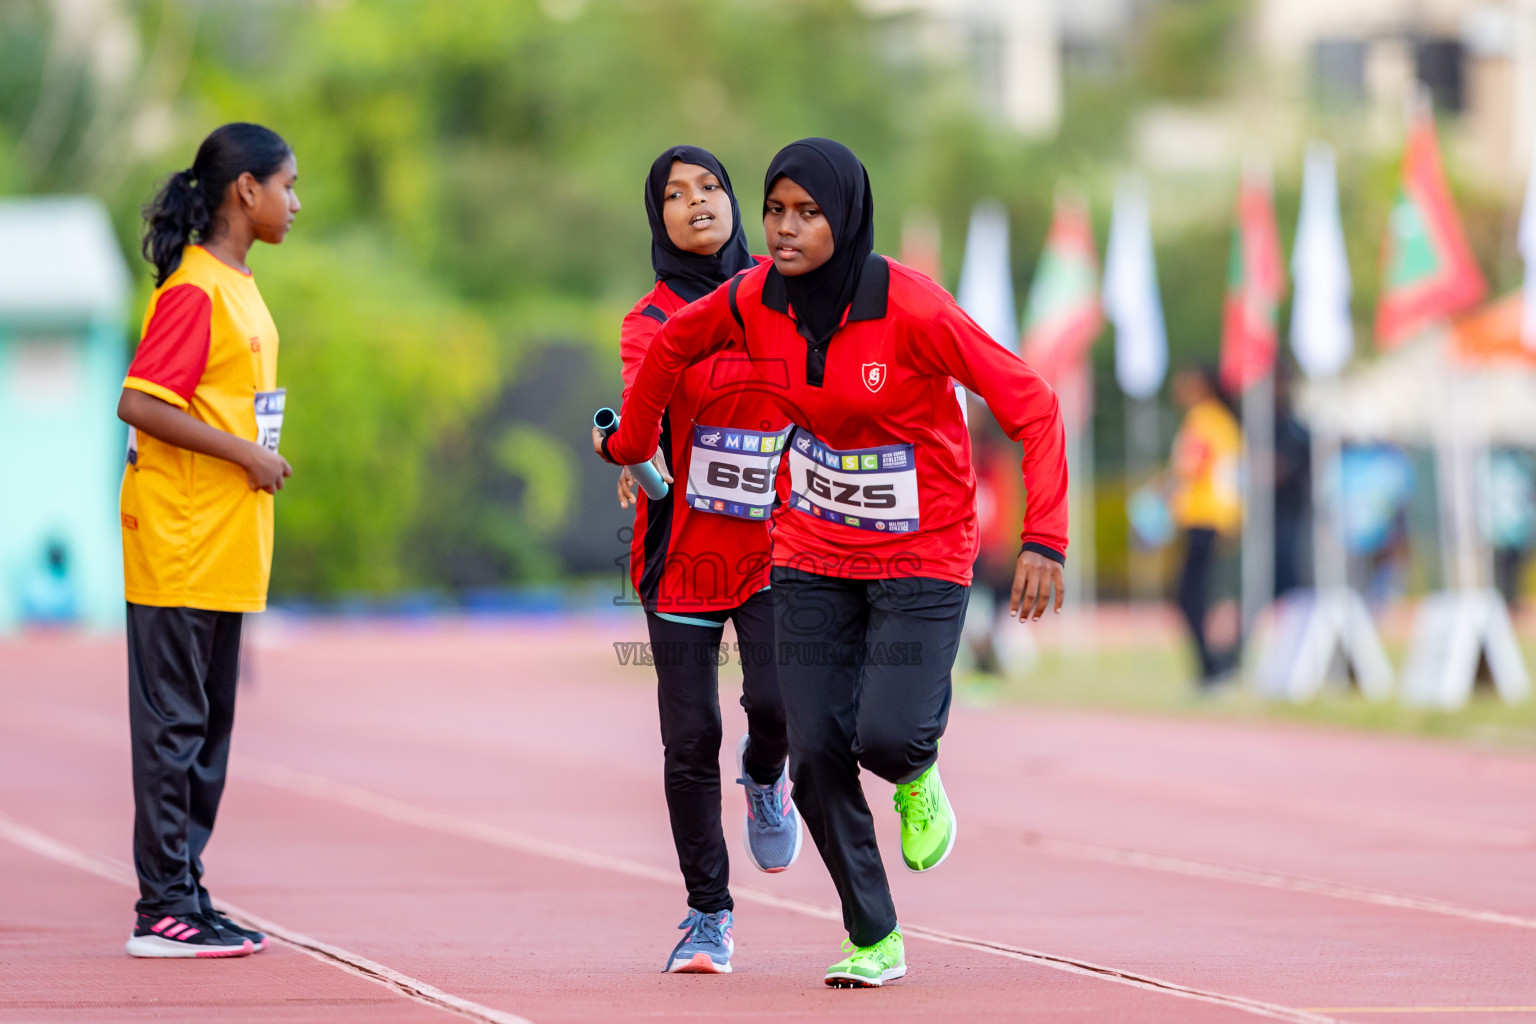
(644, 145, 755, 303)
(763, 138, 875, 346)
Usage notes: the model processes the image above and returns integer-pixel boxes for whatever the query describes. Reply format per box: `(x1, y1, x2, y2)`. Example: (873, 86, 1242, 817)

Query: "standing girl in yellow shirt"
(1168, 364, 1242, 688)
(117, 123, 298, 958)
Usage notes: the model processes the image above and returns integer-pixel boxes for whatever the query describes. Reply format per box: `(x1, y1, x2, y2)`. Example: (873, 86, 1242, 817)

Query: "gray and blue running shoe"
(736, 733, 803, 873)
(664, 908, 733, 974)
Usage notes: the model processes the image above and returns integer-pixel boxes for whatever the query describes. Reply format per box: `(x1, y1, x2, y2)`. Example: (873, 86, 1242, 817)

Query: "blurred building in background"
(866, 0, 1536, 193)
(0, 197, 128, 633)
(858, 0, 1139, 137)
(1256, 0, 1536, 189)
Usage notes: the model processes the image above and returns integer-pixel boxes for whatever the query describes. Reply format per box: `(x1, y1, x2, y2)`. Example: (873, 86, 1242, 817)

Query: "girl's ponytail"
(142, 168, 212, 286)
(139, 123, 291, 286)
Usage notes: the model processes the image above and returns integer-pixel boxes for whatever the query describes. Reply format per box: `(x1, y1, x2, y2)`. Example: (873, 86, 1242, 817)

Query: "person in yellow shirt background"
(1167, 364, 1242, 690)
(116, 122, 299, 959)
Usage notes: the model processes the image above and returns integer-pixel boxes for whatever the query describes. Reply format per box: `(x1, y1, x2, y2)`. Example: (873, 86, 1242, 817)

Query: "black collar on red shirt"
(762, 253, 889, 387)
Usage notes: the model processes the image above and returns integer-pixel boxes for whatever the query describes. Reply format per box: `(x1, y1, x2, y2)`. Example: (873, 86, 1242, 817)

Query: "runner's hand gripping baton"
(593, 407, 670, 500)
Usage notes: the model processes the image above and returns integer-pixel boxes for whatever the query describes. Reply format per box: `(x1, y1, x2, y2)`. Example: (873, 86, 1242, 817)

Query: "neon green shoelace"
(839, 937, 897, 968)
(893, 779, 936, 827)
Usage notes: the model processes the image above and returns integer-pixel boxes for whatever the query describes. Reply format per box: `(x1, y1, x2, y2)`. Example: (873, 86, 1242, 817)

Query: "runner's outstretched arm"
(595, 279, 743, 467)
(612, 305, 675, 508)
(911, 298, 1068, 620)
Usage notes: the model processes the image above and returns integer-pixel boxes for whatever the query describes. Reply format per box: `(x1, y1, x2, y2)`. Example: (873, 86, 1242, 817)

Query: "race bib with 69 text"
(787, 428, 919, 533)
(255, 389, 286, 453)
(685, 424, 793, 521)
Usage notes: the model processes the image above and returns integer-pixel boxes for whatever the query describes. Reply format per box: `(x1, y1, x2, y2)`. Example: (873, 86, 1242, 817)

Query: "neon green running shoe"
(825, 928, 906, 988)
(894, 761, 956, 872)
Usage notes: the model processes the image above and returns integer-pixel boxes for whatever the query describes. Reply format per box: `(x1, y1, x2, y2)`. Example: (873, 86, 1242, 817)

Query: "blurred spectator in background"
(1273, 367, 1311, 597)
(1485, 448, 1535, 611)
(21, 539, 78, 626)
(1337, 445, 1415, 609)
(1168, 365, 1242, 688)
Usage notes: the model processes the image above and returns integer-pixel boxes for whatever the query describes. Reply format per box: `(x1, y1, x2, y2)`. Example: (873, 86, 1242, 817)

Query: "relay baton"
(593, 407, 669, 500)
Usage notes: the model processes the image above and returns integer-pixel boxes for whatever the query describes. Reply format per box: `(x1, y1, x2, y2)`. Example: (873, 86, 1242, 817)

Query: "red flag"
(1219, 166, 1286, 393)
(1021, 195, 1102, 388)
(1375, 105, 1487, 348)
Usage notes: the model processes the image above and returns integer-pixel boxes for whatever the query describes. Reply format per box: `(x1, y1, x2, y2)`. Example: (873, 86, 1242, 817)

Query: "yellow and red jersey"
(120, 245, 282, 612)
(1170, 398, 1241, 535)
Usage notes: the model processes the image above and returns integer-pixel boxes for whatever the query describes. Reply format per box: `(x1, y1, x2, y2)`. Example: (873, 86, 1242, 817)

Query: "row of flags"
(924, 103, 1501, 398)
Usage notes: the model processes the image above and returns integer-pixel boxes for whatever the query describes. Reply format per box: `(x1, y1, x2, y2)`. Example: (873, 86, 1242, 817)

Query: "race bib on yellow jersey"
(787, 428, 919, 533)
(255, 389, 285, 453)
(685, 424, 792, 520)
(125, 391, 285, 466)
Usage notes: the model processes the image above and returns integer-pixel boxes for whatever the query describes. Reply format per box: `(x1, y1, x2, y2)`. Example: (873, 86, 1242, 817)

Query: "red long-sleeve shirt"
(607, 256, 1067, 586)
(619, 273, 788, 612)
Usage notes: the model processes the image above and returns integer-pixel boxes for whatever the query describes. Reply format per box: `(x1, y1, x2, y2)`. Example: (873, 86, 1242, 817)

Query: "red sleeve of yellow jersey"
(910, 298, 1070, 562)
(124, 284, 213, 409)
(607, 278, 742, 467)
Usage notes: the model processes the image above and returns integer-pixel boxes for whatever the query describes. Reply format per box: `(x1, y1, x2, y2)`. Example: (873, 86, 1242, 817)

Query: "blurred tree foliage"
(1132, 0, 1248, 101)
(0, 0, 1516, 598)
(254, 235, 498, 594)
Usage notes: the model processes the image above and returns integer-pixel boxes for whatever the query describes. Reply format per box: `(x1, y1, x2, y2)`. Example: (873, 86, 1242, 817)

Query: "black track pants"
(126, 603, 243, 917)
(648, 587, 787, 915)
(769, 567, 968, 947)
(1176, 527, 1222, 680)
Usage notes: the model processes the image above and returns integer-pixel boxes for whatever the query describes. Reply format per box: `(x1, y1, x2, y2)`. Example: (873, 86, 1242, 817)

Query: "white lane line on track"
(1302, 1009, 1536, 1015)
(1062, 765, 1536, 849)
(29, 702, 1536, 857)
(18, 706, 1535, 870)
(984, 827, 1536, 931)
(14, 683, 1536, 849)
(10, 714, 1532, 948)
(238, 758, 1341, 1024)
(0, 811, 534, 1024)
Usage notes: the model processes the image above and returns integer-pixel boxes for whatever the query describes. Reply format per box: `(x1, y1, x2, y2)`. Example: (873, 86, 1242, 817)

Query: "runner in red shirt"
(598, 138, 1067, 987)
(613, 146, 802, 976)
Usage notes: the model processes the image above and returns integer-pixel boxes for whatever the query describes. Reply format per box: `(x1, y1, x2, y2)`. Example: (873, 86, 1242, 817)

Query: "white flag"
(1102, 178, 1167, 399)
(1290, 142, 1353, 378)
(956, 200, 1018, 351)
(1521, 151, 1536, 351)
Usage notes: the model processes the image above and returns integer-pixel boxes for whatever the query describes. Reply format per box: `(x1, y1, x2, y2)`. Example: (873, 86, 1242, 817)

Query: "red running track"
(2, 617, 1535, 1023)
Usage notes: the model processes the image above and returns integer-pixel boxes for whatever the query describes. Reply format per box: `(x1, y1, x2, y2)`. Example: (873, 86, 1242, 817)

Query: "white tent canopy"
(1297, 336, 1536, 446)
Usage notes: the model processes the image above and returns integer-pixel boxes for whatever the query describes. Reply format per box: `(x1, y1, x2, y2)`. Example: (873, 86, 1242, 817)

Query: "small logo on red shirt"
(862, 362, 886, 393)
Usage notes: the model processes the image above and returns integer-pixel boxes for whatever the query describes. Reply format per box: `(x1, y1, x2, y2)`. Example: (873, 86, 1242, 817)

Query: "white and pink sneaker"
(126, 912, 253, 958)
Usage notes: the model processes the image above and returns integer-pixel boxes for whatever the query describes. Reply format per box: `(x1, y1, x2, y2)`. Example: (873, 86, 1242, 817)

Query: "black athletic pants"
(1176, 527, 1224, 681)
(647, 587, 787, 915)
(126, 603, 243, 918)
(770, 566, 968, 947)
